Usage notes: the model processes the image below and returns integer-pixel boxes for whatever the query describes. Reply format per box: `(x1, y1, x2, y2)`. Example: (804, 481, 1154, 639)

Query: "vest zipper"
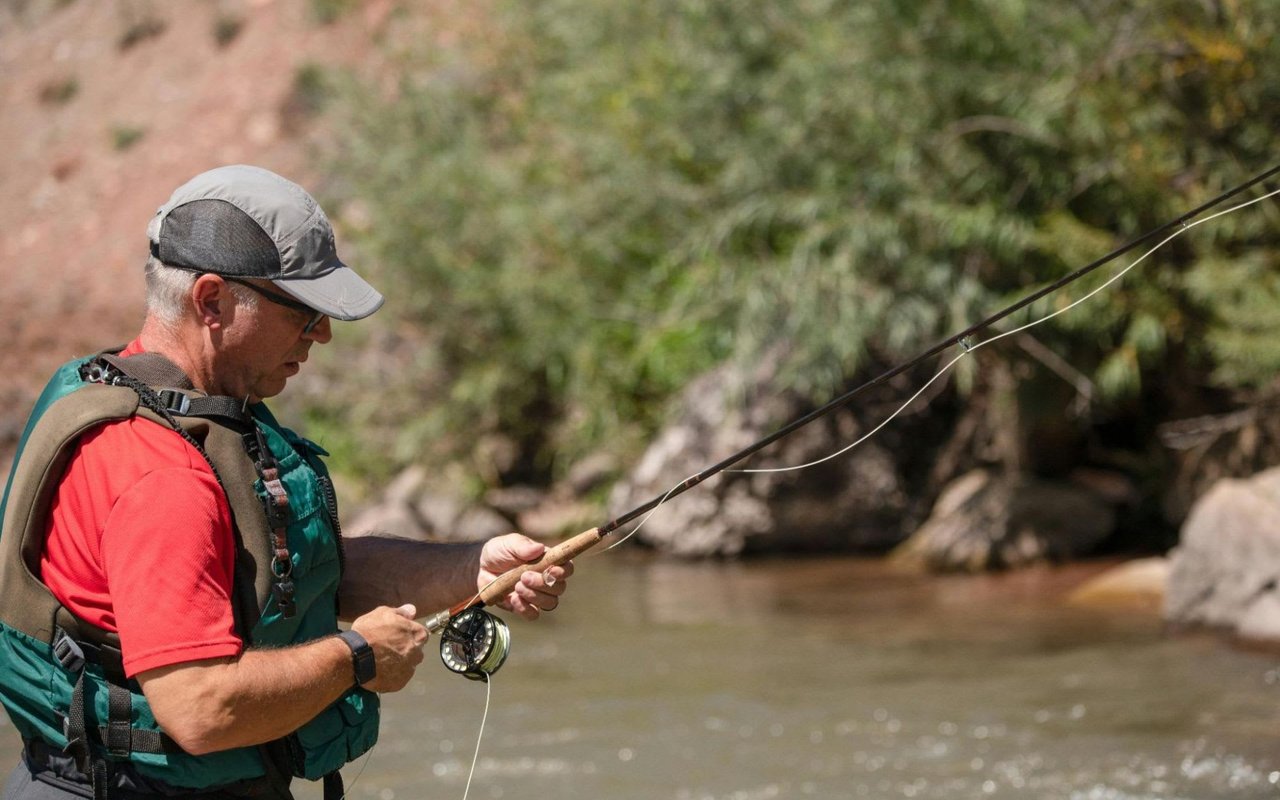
(318, 475, 347, 617)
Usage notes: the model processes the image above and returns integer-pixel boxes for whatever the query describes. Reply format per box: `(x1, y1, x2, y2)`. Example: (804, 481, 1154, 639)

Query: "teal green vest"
(0, 356, 379, 790)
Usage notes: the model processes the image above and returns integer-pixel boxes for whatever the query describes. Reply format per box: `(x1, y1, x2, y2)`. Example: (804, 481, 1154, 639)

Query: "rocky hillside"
(0, 0, 468, 472)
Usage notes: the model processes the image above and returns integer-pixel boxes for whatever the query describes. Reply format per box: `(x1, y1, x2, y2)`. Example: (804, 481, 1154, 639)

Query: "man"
(0, 165, 571, 799)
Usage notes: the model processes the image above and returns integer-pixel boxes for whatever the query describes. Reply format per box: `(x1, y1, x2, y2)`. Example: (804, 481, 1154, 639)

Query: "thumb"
(394, 604, 417, 619)
(501, 533, 547, 563)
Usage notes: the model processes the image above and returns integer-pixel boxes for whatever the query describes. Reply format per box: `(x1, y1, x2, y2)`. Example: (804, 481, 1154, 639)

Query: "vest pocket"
(290, 687, 379, 780)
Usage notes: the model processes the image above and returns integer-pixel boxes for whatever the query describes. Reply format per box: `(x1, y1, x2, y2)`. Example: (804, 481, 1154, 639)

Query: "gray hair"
(144, 257, 257, 327)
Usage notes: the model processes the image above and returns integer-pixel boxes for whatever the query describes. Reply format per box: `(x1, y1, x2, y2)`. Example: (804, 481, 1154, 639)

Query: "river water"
(1, 555, 1276, 799)
(314, 555, 1278, 800)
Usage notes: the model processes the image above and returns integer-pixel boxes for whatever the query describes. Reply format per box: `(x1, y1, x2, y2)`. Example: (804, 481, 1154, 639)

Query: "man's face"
(213, 279, 332, 402)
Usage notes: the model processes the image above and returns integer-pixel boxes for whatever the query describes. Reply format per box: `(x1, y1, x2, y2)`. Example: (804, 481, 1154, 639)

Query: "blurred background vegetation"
(296, 0, 1278, 504)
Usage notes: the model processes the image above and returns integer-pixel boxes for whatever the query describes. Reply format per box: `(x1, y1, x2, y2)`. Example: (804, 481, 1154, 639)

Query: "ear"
(191, 274, 230, 331)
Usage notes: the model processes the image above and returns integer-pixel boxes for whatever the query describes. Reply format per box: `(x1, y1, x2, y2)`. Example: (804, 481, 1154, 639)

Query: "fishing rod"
(425, 162, 1280, 679)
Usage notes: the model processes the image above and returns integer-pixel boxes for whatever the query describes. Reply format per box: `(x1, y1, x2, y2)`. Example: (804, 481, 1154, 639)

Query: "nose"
(303, 315, 333, 344)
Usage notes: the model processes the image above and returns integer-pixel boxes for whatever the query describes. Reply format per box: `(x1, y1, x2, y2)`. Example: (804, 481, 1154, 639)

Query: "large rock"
(608, 351, 912, 557)
(1165, 467, 1280, 642)
(345, 467, 515, 543)
(346, 457, 610, 544)
(1158, 403, 1280, 525)
(893, 469, 1116, 571)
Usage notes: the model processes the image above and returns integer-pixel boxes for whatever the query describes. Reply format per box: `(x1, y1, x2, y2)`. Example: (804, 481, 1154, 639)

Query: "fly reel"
(439, 607, 511, 680)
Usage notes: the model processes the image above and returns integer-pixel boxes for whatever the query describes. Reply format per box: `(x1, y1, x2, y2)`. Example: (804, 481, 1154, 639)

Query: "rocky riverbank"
(346, 356, 1280, 645)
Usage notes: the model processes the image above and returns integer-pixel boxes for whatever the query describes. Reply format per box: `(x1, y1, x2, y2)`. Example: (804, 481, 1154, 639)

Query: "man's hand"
(349, 604, 429, 692)
(138, 605, 428, 755)
(477, 533, 574, 620)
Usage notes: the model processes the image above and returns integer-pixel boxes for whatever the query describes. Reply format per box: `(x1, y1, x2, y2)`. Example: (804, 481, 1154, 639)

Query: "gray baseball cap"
(147, 164, 384, 320)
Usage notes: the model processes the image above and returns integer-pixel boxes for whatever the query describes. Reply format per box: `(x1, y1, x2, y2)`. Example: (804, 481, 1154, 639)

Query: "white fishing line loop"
(729, 186, 1280, 476)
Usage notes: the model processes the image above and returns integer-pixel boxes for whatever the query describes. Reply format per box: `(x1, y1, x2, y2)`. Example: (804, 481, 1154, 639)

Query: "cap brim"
(272, 264, 384, 321)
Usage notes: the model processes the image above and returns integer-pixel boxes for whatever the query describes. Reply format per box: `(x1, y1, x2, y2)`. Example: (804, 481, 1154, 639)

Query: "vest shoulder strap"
(84, 352, 274, 625)
(0, 383, 141, 642)
(97, 352, 192, 391)
(0, 376, 275, 645)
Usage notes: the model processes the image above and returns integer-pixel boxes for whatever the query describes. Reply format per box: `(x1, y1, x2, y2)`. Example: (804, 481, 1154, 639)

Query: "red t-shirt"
(40, 339, 243, 677)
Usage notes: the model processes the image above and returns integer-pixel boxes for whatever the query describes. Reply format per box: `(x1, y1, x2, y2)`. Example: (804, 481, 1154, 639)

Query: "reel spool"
(439, 607, 511, 680)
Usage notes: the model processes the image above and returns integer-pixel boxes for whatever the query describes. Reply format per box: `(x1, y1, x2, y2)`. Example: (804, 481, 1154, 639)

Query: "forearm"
(338, 535, 485, 620)
(139, 637, 353, 755)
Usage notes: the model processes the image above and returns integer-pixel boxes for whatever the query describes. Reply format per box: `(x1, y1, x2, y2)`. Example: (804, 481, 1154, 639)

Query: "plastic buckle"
(157, 389, 191, 415)
(52, 632, 86, 673)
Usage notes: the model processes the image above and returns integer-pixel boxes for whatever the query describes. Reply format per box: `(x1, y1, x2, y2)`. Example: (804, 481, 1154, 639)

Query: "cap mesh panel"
(157, 199, 281, 278)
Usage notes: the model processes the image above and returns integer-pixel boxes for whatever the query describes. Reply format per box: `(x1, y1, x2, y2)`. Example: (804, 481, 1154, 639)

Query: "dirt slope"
(0, 0, 445, 467)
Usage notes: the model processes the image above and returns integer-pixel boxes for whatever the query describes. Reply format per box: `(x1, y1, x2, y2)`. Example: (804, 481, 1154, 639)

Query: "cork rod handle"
(447, 527, 605, 616)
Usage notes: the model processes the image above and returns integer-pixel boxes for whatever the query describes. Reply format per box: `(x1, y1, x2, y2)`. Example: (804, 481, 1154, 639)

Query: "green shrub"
(110, 124, 145, 151)
(212, 14, 244, 48)
(309, 0, 354, 25)
(324, 0, 1280, 478)
(117, 7, 165, 51)
(37, 76, 78, 105)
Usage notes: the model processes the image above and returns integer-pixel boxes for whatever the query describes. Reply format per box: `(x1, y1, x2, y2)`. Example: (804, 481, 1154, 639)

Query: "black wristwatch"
(337, 630, 376, 687)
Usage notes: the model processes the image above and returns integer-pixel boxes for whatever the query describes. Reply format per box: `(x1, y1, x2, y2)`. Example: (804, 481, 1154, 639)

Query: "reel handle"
(448, 526, 604, 616)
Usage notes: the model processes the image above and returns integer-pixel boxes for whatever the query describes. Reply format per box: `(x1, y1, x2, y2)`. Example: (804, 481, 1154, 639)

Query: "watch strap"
(336, 630, 376, 686)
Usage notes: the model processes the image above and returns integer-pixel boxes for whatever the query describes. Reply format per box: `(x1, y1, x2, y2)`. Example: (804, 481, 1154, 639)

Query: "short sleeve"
(102, 467, 244, 676)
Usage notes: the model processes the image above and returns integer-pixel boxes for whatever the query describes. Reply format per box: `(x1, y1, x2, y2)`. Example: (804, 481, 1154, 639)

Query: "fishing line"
(409, 170, 1277, 800)
(461, 673, 493, 800)
(599, 472, 701, 553)
(398, 167, 1279, 800)
(417, 164, 1280, 682)
(730, 185, 1280, 476)
(591, 182, 1280, 547)
(588, 163, 1280, 537)
(337, 733, 376, 799)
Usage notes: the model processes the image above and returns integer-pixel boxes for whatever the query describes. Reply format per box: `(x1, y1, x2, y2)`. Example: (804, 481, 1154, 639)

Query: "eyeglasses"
(223, 277, 327, 335)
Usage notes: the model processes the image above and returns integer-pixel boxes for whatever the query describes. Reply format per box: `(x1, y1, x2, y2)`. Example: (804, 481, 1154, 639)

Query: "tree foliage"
(324, 0, 1279, 480)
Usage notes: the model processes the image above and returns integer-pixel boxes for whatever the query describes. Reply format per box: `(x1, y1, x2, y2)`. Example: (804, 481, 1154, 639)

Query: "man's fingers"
(521, 567, 568, 593)
(541, 562, 572, 586)
(506, 593, 541, 621)
(510, 589, 558, 615)
(487, 553, 572, 620)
